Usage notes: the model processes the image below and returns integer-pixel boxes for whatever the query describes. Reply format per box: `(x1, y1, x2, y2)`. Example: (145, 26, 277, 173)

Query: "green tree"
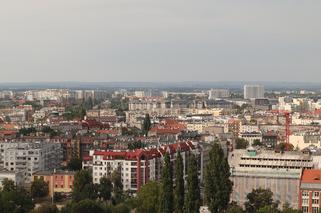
(72, 199, 104, 213)
(72, 170, 97, 202)
(252, 139, 263, 146)
(67, 158, 82, 171)
(112, 203, 131, 213)
(226, 202, 244, 213)
(159, 153, 174, 213)
(258, 205, 280, 213)
(0, 187, 34, 213)
(112, 170, 123, 204)
(98, 176, 112, 201)
(235, 138, 249, 149)
(143, 113, 151, 136)
(281, 203, 300, 213)
(245, 188, 275, 213)
(1, 178, 15, 192)
(136, 181, 161, 213)
(204, 143, 232, 213)
(184, 154, 200, 213)
(30, 204, 59, 213)
(175, 151, 184, 213)
(31, 178, 49, 198)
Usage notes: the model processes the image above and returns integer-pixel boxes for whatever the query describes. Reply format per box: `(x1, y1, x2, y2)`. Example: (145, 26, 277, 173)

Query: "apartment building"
(229, 148, 314, 208)
(299, 169, 321, 213)
(0, 141, 62, 184)
(89, 141, 203, 192)
(244, 85, 265, 99)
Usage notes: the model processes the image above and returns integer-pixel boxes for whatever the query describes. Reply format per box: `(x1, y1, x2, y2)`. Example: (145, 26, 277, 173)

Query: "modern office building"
(244, 85, 265, 99)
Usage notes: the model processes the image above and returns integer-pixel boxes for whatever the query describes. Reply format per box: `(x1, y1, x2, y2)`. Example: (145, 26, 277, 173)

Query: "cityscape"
(1, 1, 321, 213)
(1, 85, 321, 213)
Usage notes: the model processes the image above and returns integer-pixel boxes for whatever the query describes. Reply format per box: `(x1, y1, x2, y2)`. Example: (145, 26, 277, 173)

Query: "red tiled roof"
(301, 169, 321, 183)
(92, 141, 196, 160)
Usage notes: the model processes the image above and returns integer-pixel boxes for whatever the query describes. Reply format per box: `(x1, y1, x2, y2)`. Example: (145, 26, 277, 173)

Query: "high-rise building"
(208, 89, 230, 99)
(244, 85, 265, 99)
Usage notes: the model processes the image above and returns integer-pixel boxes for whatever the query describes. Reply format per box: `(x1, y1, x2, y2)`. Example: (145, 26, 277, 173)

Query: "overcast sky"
(0, 0, 320, 82)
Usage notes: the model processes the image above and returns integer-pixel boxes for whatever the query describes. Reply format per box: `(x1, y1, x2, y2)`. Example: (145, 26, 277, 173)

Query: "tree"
(142, 113, 151, 136)
(258, 205, 280, 213)
(252, 139, 263, 146)
(72, 170, 97, 202)
(1, 178, 15, 192)
(136, 181, 161, 213)
(175, 151, 184, 213)
(235, 138, 249, 149)
(245, 188, 275, 213)
(184, 154, 200, 213)
(30, 204, 59, 213)
(72, 199, 104, 213)
(67, 158, 82, 171)
(226, 202, 244, 213)
(31, 178, 49, 198)
(281, 203, 300, 213)
(159, 153, 174, 213)
(204, 143, 232, 213)
(112, 170, 123, 204)
(98, 176, 112, 201)
(277, 142, 294, 152)
(0, 187, 34, 213)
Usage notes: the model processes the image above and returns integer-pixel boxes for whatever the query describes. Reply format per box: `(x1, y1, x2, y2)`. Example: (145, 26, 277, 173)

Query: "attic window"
(314, 175, 320, 180)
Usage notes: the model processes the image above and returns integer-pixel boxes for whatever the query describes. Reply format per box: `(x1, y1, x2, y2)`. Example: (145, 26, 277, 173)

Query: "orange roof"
(301, 169, 321, 184)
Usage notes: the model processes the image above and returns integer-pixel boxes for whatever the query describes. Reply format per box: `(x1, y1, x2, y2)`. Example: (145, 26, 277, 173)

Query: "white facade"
(244, 85, 265, 99)
(208, 89, 230, 99)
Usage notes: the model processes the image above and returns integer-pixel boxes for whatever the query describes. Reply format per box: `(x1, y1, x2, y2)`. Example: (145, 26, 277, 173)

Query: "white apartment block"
(0, 141, 62, 184)
(244, 85, 265, 99)
(208, 89, 230, 100)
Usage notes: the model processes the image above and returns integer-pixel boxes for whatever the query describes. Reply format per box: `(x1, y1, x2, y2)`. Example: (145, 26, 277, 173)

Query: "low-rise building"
(33, 170, 76, 198)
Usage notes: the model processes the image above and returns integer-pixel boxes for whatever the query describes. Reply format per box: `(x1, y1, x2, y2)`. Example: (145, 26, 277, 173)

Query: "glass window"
(314, 192, 320, 198)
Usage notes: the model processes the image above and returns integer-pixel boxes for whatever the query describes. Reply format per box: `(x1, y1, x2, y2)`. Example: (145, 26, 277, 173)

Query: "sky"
(0, 0, 321, 82)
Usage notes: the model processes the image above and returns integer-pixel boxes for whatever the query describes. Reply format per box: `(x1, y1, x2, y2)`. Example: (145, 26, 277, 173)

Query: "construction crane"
(270, 110, 292, 150)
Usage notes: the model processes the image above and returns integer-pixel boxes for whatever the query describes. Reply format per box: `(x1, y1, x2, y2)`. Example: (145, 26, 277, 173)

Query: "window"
(312, 199, 319, 205)
(312, 207, 319, 213)
(302, 191, 309, 197)
(302, 206, 309, 213)
(314, 192, 320, 198)
(302, 199, 309, 206)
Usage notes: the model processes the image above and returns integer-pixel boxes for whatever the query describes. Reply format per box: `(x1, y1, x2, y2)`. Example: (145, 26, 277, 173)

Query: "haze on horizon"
(0, 0, 320, 83)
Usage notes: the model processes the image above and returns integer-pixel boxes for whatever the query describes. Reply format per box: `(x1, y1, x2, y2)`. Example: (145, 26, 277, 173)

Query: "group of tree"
(60, 169, 130, 212)
(226, 188, 301, 213)
(0, 178, 34, 213)
(67, 157, 83, 171)
(134, 152, 201, 213)
(235, 138, 249, 149)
